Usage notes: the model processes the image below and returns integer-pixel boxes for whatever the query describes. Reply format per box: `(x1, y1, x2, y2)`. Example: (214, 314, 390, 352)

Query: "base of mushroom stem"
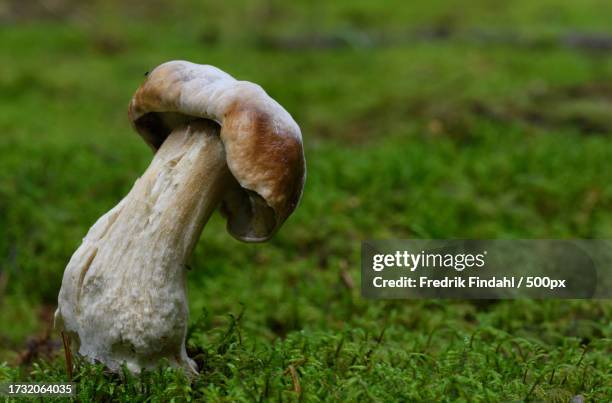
(59, 329, 198, 377)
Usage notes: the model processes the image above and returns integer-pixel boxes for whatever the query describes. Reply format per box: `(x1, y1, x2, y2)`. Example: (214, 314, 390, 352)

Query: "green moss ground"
(0, 1, 610, 401)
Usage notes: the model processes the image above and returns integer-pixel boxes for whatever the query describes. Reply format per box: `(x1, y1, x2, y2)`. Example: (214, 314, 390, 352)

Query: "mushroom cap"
(128, 61, 305, 242)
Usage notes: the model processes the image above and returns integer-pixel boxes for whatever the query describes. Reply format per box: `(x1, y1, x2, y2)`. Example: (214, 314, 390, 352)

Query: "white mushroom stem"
(55, 121, 229, 374)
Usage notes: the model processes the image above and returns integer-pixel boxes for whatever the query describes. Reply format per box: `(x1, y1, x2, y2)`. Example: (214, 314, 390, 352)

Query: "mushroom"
(54, 61, 305, 375)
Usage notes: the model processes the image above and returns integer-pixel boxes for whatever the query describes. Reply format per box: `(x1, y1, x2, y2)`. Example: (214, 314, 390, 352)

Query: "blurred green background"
(0, 0, 610, 400)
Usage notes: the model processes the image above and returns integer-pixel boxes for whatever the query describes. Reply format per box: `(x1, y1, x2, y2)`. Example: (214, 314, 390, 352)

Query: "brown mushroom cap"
(128, 61, 305, 242)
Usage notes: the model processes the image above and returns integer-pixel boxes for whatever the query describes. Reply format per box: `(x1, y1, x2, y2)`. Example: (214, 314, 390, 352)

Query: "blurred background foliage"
(0, 0, 610, 400)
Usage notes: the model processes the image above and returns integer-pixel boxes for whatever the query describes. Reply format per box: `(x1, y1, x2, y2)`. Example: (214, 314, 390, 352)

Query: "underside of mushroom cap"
(128, 60, 305, 242)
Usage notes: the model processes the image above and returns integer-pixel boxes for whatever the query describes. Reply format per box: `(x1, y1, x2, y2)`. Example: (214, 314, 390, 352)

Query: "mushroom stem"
(55, 120, 229, 374)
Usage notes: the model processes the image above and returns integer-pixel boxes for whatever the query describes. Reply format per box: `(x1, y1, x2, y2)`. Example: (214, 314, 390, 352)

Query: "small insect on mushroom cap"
(129, 60, 306, 242)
